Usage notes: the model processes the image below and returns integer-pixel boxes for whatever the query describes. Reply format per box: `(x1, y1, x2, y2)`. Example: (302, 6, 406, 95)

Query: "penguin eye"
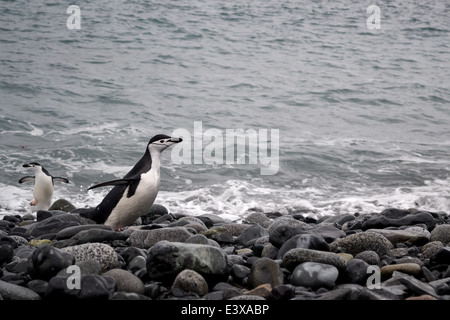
(160, 140, 164, 143)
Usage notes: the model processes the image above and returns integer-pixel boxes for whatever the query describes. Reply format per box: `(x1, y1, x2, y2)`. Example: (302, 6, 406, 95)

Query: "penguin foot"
(30, 199, 38, 206)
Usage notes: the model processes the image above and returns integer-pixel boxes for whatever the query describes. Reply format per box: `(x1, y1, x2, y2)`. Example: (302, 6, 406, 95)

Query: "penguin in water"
(82, 134, 182, 231)
(19, 162, 70, 211)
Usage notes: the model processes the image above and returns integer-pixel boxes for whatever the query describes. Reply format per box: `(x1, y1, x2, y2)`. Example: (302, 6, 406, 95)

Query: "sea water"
(0, 0, 449, 221)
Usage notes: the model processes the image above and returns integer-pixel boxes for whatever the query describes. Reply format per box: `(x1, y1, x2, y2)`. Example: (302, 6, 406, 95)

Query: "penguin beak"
(169, 137, 183, 143)
(23, 163, 33, 168)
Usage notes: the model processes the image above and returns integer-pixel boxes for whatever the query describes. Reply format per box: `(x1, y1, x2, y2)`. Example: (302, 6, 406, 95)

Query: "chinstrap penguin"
(19, 162, 70, 211)
(82, 134, 182, 231)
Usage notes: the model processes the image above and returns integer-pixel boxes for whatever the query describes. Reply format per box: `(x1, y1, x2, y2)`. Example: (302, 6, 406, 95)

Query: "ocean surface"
(1, 0, 449, 222)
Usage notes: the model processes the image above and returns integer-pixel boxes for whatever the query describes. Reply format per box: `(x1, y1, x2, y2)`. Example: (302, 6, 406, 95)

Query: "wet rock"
(103, 268, 145, 294)
(248, 258, 283, 288)
(70, 228, 128, 245)
(27, 245, 74, 280)
(49, 199, 76, 212)
(361, 209, 436, 230)
(147, 241, 228, 280)
(45, 274, 116, 299)
(26, 279, 48, 297)
(208, 282, 242, 300)
(141, 204, 170, 224)
(277, 233, 329, 259)
(186, 234, 210, 245)
(393, 271, 438, 298)
(26, 214, 91, 238)
(317, 283, 387, 300)
(291, 262, 339, 289)
(231, 264, 251, 283)
(55, 224, 113, 240)
(236, 224, 268, 247)
(345, 258, 370, 285)
(269, 225, 307, 248)
(310, 224, 346, 243)
(430, 247, 450, 266)
(0, 244, 14, 265)
(0, 279, 41, 300)
(269, 284, 296, 300)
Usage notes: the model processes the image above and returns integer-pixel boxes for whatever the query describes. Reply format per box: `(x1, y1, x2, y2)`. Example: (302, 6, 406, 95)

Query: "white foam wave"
(2, 178, 448, 222)
(158, 178, 450, 222)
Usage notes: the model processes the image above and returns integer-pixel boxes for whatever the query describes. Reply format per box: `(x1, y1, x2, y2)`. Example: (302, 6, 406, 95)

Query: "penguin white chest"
(105, 169, 160, 229)
(33, 174, 54, 210)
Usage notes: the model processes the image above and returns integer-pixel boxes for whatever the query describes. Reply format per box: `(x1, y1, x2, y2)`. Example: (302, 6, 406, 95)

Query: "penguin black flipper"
(52, 177, 70, 184)
(88, 178, 136, 190)
(84, 182, 136, 224)
(19, 176, 35, 184)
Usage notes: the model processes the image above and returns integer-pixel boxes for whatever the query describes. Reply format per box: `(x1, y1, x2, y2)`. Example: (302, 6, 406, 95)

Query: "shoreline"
(0, 199, 449, 300)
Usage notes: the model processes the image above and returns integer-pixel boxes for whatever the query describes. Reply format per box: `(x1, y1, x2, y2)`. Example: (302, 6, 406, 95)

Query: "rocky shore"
(0, 199, 449, 301)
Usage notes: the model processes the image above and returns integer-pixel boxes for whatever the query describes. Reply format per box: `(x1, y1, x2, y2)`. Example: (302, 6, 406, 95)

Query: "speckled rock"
(329, 231, 393, 256)
(127, 227, 194, 249)
(354, 250, 380, 265)
(243, 212, 272, 228)
(61, 243, 119, 272)
(171, 269, 209, 296)
(282, 248, 347, 271)
(430, 224, 450, 244)
(421, 241, 444, 259)
(268, 216, 310, 233)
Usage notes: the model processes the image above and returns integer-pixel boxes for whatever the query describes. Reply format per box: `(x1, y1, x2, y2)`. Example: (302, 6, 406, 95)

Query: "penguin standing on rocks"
(19, 162, 70, 211)
(82, 134, 182, 231)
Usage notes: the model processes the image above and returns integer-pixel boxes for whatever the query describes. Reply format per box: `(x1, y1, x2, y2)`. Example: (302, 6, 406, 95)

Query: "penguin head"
(23, 162, 42, 170)
(23, 162, 49, 175)
(147, 134, 183, 153)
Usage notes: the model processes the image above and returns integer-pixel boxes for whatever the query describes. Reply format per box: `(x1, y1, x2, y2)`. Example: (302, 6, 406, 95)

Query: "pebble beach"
(0, 199, 449, 301)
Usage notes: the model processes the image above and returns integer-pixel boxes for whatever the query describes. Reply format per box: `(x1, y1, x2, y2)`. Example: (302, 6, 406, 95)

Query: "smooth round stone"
(381, 263, 422, 278)
(0, 280, 41, 300)
(27, 245, 74, 280)
(291, 262, 339, 289)
(103, 268, 145, 294)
